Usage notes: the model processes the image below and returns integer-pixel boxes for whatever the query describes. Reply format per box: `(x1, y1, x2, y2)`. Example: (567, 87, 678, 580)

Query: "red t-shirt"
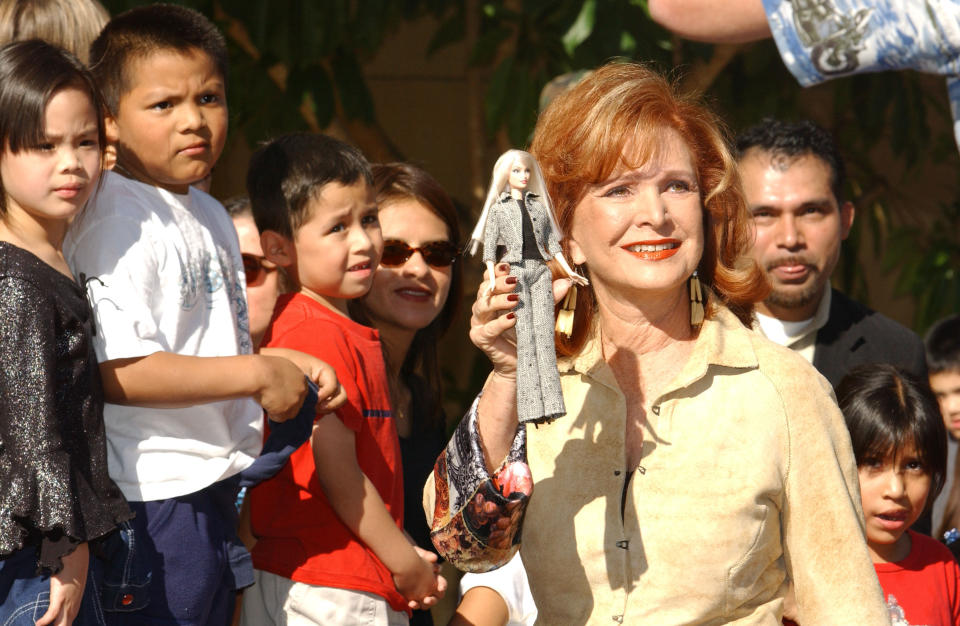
(874, 531, 960, 625)
(250, 293, 406, 611)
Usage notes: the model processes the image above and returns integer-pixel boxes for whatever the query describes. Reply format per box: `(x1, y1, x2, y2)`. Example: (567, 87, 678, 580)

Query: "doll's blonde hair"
(468, 149, 563, 256)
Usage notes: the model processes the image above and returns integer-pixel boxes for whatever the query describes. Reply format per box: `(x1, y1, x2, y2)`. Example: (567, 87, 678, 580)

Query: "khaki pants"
(239, 569, 408, 626)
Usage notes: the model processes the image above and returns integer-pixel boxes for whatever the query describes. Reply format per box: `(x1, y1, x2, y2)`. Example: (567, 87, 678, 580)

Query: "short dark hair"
(837, 364, 947, 506)
(246, 132, 373, 238)
(925, 315, 960, 375)
(89, 3, 228, 115)
(0, 39, 106, 214)
(735, 118, 846, 205)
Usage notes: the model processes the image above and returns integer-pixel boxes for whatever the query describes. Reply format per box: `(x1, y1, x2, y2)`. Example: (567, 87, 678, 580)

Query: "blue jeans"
(0, 545, 105, 626)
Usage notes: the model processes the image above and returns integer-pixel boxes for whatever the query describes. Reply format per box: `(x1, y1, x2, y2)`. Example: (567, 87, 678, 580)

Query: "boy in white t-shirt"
(63, 6, 340, 625)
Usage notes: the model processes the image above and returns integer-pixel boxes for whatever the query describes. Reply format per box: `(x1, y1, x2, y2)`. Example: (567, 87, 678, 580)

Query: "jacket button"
(121, 594, 134, 606)
(614, 470, 621, 476)
(651, 404, 660, 415)
(612, 615, 624, 623)
(616, 540, 629, 549)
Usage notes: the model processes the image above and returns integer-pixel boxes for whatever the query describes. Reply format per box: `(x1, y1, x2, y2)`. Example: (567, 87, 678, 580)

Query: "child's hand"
(393, 547, 446, 608)
(36, 542, 88, 626)
(259, 348, 347, 413)
(405, 547, 447, 610)
(254, 355, 309, 421)
(310, 359, 347, 414)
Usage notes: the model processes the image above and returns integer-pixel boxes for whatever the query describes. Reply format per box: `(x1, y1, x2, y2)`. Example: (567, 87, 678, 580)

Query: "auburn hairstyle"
(530, 61, 768, 356)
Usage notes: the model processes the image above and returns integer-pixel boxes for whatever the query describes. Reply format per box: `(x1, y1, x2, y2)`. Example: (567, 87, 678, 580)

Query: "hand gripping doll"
(469, 150, 588, 424)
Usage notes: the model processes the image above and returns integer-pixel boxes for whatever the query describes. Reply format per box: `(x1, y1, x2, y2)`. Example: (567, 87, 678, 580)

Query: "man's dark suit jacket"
(813, 288, 927, 390)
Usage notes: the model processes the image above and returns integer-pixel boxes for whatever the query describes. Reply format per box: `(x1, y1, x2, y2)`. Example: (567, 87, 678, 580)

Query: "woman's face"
(567, 128, 704, 303)
(364, 199, 453, 336)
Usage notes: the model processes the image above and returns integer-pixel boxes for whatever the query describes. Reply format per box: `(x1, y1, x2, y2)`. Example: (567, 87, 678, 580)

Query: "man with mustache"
(736, 118, 926, 390)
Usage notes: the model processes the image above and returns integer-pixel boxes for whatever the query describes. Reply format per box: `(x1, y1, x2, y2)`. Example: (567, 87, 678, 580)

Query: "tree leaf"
(562, 0, 596, 57)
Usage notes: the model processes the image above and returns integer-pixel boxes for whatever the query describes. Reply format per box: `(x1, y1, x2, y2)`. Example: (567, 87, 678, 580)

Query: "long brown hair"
(530, 61, 768, 356)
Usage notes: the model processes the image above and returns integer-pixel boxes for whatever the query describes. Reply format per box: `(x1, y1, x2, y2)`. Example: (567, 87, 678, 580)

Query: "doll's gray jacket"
(481, 192, 561, 264)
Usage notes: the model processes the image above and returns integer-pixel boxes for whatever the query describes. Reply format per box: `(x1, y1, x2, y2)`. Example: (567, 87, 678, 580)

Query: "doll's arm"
(553, 252, 589, 286)
(484, 261, 497, 295)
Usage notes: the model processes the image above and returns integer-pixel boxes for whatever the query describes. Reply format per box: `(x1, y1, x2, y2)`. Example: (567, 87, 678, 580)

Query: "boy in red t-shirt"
(241, 133, 445, 625)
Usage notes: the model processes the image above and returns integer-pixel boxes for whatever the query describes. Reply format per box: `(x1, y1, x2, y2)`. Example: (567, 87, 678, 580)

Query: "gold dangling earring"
(556, 284, 578, 338)
(689, 270, 704, 327)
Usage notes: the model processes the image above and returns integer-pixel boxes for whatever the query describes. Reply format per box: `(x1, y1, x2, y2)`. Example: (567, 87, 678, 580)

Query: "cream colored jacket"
(427, 304, 890, 625)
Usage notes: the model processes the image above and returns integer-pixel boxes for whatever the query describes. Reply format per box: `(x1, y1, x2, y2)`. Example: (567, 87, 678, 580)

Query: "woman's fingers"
(552, 278, 572, 304)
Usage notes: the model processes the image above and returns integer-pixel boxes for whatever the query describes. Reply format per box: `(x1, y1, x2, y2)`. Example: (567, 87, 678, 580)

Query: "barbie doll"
(469, 150, 587, 424)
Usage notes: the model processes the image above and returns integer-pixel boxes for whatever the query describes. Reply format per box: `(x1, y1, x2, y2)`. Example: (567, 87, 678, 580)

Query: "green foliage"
(884, 198, 960, 333)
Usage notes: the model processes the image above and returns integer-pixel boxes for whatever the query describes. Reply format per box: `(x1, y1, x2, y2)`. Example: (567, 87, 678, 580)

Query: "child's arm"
(99, 352, 307, 421)
(34, 542, 88, 626)
(311, 415, 445, 605)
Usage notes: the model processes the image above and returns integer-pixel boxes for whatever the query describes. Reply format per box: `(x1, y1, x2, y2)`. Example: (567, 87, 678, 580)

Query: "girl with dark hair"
(353, 162, 462, 626)
(0, 40, 130, 625)
(837, 364, 960, 625)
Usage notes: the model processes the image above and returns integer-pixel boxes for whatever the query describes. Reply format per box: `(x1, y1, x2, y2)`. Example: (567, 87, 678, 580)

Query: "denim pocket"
(96, 522, 152, 612)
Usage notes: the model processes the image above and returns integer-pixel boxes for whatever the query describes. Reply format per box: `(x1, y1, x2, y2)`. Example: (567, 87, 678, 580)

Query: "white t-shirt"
(753, 287, 832, 364)
(459, 552, 537, 626)
(64, 171, 261, 501)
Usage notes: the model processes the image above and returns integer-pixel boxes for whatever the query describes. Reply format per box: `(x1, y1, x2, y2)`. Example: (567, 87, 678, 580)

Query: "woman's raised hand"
(469, 263, 574, 378)
(470, 263, 520, 377)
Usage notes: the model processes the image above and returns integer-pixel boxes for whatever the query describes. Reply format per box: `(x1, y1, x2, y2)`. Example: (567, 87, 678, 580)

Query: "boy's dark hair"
(735, 117, 847, 205)
(247, 133, 373, 239)
(925, 315, 960, 375)
(0, 39, 106, 214)
(89, 3, 227, 115)
(837, 364, 947, 507)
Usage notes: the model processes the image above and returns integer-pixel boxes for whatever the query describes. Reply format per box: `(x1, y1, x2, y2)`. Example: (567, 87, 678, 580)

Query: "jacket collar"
(498, 190, 538, 202)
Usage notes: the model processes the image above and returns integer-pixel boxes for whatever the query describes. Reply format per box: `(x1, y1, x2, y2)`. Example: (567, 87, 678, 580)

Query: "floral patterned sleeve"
(426, 396, 532, 573)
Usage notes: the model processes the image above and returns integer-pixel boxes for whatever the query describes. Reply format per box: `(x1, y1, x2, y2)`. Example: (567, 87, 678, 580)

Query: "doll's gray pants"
(511, 259, 565, 424)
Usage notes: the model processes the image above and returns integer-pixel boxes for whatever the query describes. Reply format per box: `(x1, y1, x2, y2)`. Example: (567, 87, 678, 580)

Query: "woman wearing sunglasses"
(353, 162, 463, 626)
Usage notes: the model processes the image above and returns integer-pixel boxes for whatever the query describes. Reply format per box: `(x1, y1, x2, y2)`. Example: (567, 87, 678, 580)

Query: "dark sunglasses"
(380, 239, 459, 268)
(242, 253, 278, 286)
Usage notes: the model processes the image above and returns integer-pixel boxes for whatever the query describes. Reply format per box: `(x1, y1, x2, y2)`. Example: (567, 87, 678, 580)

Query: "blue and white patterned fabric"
(763, 0, 960, 151)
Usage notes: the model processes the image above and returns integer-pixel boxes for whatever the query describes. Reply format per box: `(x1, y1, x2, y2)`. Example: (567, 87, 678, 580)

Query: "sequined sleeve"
(0, 274, 130, 572)
(426, 395, 531, 572)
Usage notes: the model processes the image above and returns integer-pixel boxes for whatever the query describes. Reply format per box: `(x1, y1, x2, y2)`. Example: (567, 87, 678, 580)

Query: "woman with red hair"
(426, 62, 890, 623)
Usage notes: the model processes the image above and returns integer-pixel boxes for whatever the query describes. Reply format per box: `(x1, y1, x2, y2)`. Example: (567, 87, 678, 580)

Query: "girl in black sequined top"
(0, 41, 131, 625)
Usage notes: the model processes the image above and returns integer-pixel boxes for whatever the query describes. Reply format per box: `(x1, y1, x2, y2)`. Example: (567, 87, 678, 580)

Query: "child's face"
(858, 440, 931, 563)
(1, 87, 101, 226)
(113, 48, 226, 194)
(292, 180, 381, 314)
(930, 369, 960, 440)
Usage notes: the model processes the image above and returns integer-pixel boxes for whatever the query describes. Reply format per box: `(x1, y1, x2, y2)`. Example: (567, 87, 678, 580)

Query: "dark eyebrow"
(797, 200, 834, 211)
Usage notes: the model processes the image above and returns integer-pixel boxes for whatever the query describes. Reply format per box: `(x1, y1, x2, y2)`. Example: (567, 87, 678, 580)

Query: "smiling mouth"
(348, 262, 371, 271)
(396, 287, 432, 299)
(624, 240, 680, 260)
